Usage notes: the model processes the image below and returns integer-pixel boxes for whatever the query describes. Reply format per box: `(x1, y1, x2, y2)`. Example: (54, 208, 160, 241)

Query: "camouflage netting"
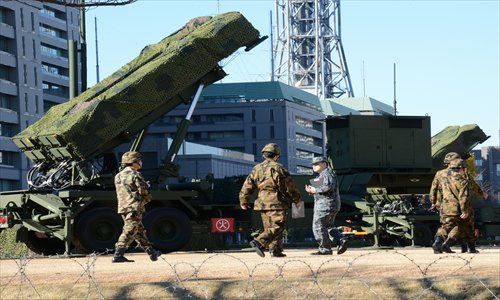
(431, 124, 489, 168)
(14, 11, 260, 161)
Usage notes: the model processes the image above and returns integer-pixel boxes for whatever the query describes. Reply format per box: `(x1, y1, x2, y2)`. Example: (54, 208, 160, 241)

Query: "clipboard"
(309, 176, 324, 189)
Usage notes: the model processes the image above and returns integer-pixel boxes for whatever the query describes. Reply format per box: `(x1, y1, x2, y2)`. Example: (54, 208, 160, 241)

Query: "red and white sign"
(211, 218, 234, 233)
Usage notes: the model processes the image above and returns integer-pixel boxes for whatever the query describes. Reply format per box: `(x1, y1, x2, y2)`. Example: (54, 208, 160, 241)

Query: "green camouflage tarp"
(13, 11, 260, 162)
(431, 124, 489, 168)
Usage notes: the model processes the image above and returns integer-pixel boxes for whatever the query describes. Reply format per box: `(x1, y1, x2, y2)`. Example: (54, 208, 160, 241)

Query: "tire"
(74, 207, 123, 253)
(378, 231, 396, 247)
(17, 227, 65, 256)
(143, 207, 192, 253)
(412, 223, 433, 246)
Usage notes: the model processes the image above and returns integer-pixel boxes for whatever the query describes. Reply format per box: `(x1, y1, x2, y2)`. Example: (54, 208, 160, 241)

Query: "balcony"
(0, 79, 17, 95)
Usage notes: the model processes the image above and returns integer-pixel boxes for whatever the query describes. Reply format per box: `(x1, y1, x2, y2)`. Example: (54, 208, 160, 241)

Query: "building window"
(296, 165, 313, 175)
(496, 164, 500, 177)
(252, 127, 256, 139)
(475, 159, 482, 167)
(206, 114, 244, 123)
(0, 180, 15, 192)
(0, 37, 11, 53)
(0, 122, 13, 137)
(252, 143, 257, 158)
(31, 12, 35, 31)
(40, 6, 56, 18)
(0, 65, 10, 81)
(43, 82, 68, 97)
(42, 63, 61, 75)
(296, 149, 314, 160)
(22, 36, 25, 56)
(24, 93, 28, 112)
(0, 151, 14, 166)
(296, 116, 313, 129)
(252, 110, 256, 122)
(23, 64, 27, 84)
(0, 94, 13, 109)
(35, 95, 39, 114)
(41, 43, 66, 58)
(34, 67, 38, 87)
(32, 39, 37, 59)
(44, 100, 57, 112)
(295, 133, 317, 146)
(270, 126, 275, 138)
(20, 8, 24, 27)
(270, 109, 274, 121)
(208, 131, 244, 139)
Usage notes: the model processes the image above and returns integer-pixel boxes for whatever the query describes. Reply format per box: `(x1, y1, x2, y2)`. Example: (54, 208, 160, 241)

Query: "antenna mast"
(274, 0, 354, 99)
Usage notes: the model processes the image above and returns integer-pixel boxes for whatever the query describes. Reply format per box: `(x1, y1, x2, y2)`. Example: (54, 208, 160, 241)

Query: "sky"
(83, 0, 499, 148)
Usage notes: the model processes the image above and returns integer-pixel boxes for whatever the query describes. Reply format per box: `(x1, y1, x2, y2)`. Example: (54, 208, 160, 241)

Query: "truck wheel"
(143, 207, 192, 253)
(412, 223, 433, 246)
(17, 227, 65, 256)
(75, 208, 123, 253)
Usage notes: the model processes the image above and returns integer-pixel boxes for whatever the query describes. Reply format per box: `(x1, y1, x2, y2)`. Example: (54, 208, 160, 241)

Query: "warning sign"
(211, 218, 235, 233)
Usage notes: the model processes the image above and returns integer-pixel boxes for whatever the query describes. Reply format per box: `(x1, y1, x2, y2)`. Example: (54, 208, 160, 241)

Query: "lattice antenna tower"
(273, 0, 354, 98)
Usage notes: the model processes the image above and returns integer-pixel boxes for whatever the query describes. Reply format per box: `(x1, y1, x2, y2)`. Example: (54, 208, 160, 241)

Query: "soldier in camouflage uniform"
(305, 156, 348, 255)
(112, 151, 162, 263)
(461, 166, 488, 253)
(239, 143, 302, 258)
(430, 152, 486, 253)
(430, 158, 471, 254)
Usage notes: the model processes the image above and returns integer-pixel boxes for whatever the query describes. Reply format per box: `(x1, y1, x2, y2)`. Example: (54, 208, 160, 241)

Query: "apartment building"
(0, 1, 81, 191)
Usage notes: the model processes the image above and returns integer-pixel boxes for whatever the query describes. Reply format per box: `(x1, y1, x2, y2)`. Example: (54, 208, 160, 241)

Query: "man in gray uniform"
(305, 156, 348, 255)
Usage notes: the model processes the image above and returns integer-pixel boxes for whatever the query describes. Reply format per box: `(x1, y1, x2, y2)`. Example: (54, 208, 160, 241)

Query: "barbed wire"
(0, 249, 498, 300)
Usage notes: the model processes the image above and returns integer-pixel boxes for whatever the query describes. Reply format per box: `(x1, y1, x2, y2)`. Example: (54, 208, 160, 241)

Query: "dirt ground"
(1, 247, 499, 282)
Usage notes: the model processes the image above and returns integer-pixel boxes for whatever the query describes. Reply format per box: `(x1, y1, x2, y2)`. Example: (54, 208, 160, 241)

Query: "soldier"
(430, 152, 485, 253)
(431, 158, 471, 253)
(112, 151, 162, 263)
(305, 156, 348, 255)
(430, 152, 458, 253)
(461, 167, 488, 253)
(239, 143, 302, 258)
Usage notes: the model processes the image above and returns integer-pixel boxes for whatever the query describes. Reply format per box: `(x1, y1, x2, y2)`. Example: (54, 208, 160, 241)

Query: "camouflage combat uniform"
(311, 166, 344, 253)
(461, 173, 485, 247)
(115, 166, 153, 249)
(239, 158, 301, 255)
(431, 155, 483, 252)
(434, 163, 471, 243)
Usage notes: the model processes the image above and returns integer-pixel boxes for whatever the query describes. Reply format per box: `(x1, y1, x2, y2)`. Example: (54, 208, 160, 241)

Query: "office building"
(150, 81, 326, 175)
(473, 147, 500, 202)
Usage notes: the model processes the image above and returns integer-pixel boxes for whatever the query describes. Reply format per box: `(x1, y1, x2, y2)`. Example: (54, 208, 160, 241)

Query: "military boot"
(337, 238, 349, 255)
(460, 243, 468, 253)
(145, 247, 162, 261)
(432, 236, 444, 254)
(467, 243, 479, 254)
(112, 247, 134, 263)
(441, 237, 457, 253)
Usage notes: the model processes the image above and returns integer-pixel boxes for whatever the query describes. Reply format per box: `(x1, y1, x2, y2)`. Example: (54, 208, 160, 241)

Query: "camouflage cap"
(121, 151, 143, 164)
(443, 152, 461, 164)
(261, 143, 281, 155)
(448, 158, 465, 169)
(312, 156, 328, 165)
